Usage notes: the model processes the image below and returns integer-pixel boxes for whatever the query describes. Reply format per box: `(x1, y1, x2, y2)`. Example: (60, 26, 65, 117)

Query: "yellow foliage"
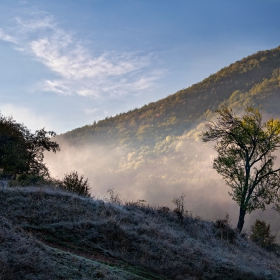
(166, 136, 171, 142)
(265, 119, 280, 134)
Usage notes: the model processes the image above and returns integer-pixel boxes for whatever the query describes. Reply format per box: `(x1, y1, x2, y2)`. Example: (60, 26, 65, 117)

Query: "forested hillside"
(60, 45, 280, 147)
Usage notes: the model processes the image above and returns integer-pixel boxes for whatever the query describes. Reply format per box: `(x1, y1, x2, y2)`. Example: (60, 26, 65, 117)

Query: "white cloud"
(0, 13, 164, 98)
(29, 37, 148, 80)
(42, 80, 71, 95)
(15, 14, 54, 32)
(0, 29, 17, 43)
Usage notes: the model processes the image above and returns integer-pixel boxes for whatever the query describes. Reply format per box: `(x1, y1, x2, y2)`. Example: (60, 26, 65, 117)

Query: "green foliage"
(25, 127, 60, 177)
(60, 171, 90, 197)
(0, 113, 91, 198)
(0, 113, 60, 178)
(0, 114, 29, 177)
(202, 106, 280, 232)
(250, 220, 276, 250)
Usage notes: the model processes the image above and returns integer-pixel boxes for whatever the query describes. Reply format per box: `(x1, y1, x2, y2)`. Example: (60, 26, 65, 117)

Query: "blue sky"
(0, 0, 280, 133)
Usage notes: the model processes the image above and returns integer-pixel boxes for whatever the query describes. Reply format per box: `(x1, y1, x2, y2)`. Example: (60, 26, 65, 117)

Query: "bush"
(60, 171, 91, 197)
(107, 188, 122, 204)
(250, 219, 276, 251)
(215, 213, 237, 243)
(8, 173, 60, 188)
(8, 173, 46, 187)
(7, 170, 91, 198)
(172, 194, 186, 225)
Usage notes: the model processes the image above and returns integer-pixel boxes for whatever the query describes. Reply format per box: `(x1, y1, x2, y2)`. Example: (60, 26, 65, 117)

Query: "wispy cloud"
(84, 108, 99, 115)
(0, 12, 164, 98)
(0, 29, 17, 43)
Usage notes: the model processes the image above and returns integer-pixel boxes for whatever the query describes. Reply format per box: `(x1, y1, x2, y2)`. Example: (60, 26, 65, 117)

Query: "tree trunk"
(237, 207, 246, 233)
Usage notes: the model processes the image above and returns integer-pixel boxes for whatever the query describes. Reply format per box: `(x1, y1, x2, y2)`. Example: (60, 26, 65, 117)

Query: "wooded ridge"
(60, 46, 280, 147)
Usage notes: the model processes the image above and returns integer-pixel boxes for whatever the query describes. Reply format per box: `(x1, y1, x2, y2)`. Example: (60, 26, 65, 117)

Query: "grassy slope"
(1, 185, 280, 280)
(0, 216, 147, 280)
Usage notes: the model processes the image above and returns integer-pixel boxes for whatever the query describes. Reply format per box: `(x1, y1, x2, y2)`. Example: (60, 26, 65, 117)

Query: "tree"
(60, 171, 90, 197)
(250, 219, 276, 250)
(0, 115, 28, 176)
(202, 106, 280, 233)
(24, 128, 60, 177)
(0, 113, 60, 178)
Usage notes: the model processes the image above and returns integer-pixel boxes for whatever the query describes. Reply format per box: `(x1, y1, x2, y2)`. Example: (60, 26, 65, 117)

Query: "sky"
(1, 0, 280, 133)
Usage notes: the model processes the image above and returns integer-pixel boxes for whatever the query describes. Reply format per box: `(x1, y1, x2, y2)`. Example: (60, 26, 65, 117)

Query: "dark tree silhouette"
(0, 113, 60, 178)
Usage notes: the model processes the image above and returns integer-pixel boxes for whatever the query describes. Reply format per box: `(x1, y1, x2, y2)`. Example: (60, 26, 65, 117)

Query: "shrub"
(107, 188, 122, 204)
(250, 219, 276, 250)
(8, 173, 60, 188)
(215, 213, 237, 243)
(8, 170, 91, 197)
(8, 173, 46, 187)
(157, 206, 170, 214)
(60, 171, 91, 197)
(172, 194, 186, 225)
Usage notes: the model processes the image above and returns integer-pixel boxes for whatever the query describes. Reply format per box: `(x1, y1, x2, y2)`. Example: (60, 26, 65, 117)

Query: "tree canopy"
(0, 113, 60, 178)
(202, 106, 280, 232)
(0, 115, 28, 176)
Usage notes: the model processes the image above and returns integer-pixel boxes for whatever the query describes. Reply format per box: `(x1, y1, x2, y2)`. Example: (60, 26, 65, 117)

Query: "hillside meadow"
(1, 184, 280, 279)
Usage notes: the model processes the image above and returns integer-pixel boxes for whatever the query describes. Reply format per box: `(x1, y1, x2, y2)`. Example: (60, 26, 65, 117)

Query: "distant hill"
(60, 45, 280, 147)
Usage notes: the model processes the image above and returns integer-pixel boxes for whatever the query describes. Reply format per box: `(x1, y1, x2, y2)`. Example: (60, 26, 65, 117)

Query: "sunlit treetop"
(202, 106, 280, 233)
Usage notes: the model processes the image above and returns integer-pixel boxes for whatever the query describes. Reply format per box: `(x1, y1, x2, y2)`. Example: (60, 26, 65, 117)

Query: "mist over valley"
(45, 46, 280, 236)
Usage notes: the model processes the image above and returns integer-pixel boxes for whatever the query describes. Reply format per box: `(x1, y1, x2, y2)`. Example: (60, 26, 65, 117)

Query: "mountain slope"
(1, 185, 280, 279)
(60, 45, 280, 147)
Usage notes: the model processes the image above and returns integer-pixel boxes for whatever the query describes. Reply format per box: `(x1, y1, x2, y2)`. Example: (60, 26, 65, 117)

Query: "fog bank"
(44, 137, 280, 236)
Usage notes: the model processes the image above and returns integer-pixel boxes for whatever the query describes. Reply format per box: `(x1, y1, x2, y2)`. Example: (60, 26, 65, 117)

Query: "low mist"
(44, 136, 280, 236)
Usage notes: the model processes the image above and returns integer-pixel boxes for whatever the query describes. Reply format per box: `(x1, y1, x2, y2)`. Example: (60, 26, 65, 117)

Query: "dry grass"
(0, 185, 280, 279)
(0, 216, 149, 280)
